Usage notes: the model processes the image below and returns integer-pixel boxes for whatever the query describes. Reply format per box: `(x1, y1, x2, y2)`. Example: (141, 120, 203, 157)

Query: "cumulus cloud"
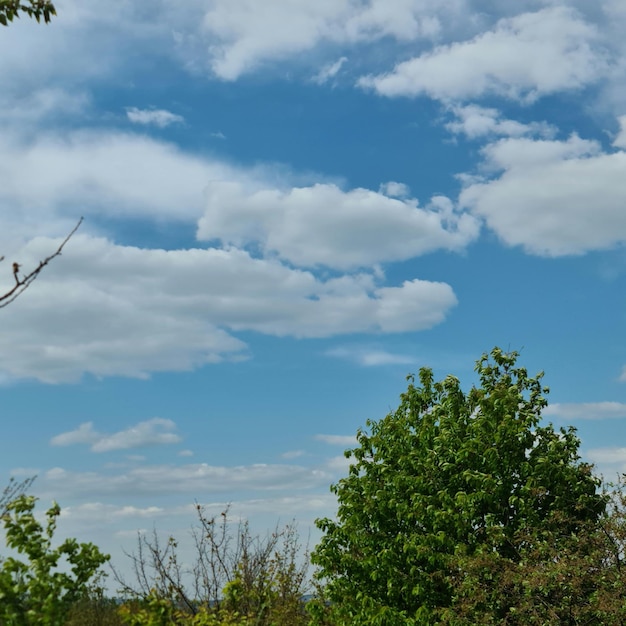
(0, 234, 457, 383)
(459, 133, 626, 255)
(198, 181, 478, 269)
(326, 346, 417, 366)
(544, 402, 626, 420)
(126, 107, 185, 128)
(359, 7, 608, 102)
(445, 105, 555, 139)
(51, 418, 182, 452)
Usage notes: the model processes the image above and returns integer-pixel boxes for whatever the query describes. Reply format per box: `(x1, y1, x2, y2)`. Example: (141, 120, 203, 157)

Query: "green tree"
(0, 494, 109, 625)
(0, 0, 55, 26)
(310, 348, 607, 625)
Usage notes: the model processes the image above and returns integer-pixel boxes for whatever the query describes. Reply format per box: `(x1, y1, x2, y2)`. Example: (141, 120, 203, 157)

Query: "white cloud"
(50, 422, 100, 447)
(620, 366, 626, 382)
(326, 346, 417, 366)
(178, 449, 194, 457)
(544, 402, 626, 420)
(0, 235, 457, 383)
(62, 502, 168, 521)
(445, 105, 555, 139)
(379, 181, 410, 198)
(359, 7, 607, 102)
(315, 434, 357, 446)
(198, 181, 478, 269)
(197, 0, 458, 80)
(126, 107, 185, 128)
(51, 418, 182, 452)
(0, 128, 477, 269)
(459, 133, 626, 255)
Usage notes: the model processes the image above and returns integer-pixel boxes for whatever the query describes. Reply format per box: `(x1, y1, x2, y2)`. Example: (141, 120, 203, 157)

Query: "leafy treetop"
(310, 348, 606, 625)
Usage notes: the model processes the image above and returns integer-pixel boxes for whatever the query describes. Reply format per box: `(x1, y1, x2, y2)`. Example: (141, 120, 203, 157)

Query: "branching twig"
(0, 217, 83, 309)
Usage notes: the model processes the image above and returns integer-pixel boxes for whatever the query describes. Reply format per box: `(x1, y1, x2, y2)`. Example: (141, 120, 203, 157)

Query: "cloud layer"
(0, 234, 457, 383)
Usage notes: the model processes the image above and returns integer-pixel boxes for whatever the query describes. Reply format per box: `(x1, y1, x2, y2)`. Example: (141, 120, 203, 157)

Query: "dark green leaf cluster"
(0, 0, 56, 26)
(310, 348, 606, 625)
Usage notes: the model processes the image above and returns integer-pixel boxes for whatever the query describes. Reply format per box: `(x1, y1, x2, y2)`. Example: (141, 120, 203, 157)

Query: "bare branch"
(0, 217, 83, 309)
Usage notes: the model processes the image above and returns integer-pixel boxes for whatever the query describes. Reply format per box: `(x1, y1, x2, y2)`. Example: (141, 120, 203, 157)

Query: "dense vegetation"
(3, 349, 626, 625)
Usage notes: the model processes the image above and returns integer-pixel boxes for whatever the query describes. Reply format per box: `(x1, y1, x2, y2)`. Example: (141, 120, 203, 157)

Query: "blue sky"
(2, 0, 626, 582)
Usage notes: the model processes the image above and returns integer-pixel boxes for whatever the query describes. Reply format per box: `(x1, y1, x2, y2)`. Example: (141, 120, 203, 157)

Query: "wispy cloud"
(312, 56, 347, 85)
(315, 434, 356, 447)
(41, 462, 332, 497)
(544, 402, 626, 420)
(445, 104, 555, 140)
(326, 346, 417, 367)
(126, 107, 184, 128)
(281, 450, 306, 459)
(50, 418, 182, 452)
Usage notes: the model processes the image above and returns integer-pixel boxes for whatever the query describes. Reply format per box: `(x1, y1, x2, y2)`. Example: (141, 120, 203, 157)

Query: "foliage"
(0, 0, 55, 26)
(116, 504, 310, 626)
(310, 348, 608, 625)
(0, 494, 110, 625)
(119, 591, 250, 626)
(439, 476, 626, 625)
(0, 0, 57, 26)
(66, 585, 126, 626)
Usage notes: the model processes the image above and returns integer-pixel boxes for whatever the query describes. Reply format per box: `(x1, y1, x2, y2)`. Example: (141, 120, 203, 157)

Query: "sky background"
(2, 0, 626, 587)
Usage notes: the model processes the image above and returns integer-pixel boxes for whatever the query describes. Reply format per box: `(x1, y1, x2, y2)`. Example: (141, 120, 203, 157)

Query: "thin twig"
(0, 217, 83, 309)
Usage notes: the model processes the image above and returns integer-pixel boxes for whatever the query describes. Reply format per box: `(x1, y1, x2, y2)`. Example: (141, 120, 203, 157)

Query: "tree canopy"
(310, 348, 610, 625)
